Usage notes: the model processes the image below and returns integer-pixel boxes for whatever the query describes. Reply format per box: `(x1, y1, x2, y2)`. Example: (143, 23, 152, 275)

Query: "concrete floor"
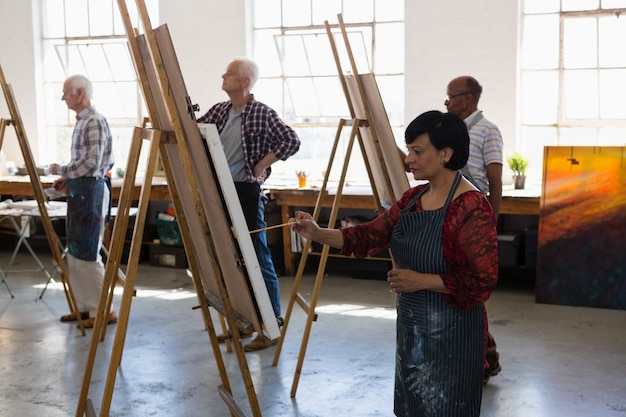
(1, 249, 626, 417)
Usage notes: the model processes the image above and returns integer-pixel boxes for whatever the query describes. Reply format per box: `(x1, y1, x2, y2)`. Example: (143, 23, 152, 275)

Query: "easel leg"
(75, 126, 149, 417)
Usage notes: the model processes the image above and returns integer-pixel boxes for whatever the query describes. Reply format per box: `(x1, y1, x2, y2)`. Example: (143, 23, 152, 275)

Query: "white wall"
(0, 0, 40, 165)
(405, 0, 520, 159)
(159, 0, 250, 116)
(0, 0, 520, 167)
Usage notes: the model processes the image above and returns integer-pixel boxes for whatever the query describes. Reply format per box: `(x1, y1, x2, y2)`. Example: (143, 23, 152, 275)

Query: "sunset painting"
(535, 146, 626, 310)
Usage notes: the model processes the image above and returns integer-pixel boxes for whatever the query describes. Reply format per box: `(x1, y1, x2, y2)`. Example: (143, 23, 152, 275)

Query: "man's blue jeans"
(254, 197, 281, 317)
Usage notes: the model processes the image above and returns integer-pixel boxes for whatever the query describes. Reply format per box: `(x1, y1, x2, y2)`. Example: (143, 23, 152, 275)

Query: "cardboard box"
(149, 244, 188, 268)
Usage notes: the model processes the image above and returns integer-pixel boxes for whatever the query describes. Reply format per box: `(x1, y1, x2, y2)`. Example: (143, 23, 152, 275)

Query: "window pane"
(375, 0, 403, 22)
(44, 83, 67, 125)
(113, 0, 133, 35)
(519, 126, 558, 182)
(302, 34, 337, 76)
(283, 77, 351, 119)
(524, 0, 560, 13)
(254, 0, 403, 182)
(563, 70, 598, 119)
(522, 15, 559, 69)
(56, 44, 88, 75)
(559, 127, 597, 145)
(599, 16, 626, 67)
(563, 17, 597, 69)
(602, 0, 626, 7)
(283, 0, 311, 27)
(50, 126, 73, 163)
(103, 43, 136, 80)
(278, 35, 309, 76)
(93, 81, 137, 123)
(599, 69, 626, 118)
(253, 29, 282, 77)
(79, 44, 114, 81)
(312, 0, 341, 25)
(598, 127, 626, 145)
(88, 0, 114, 36)
(343, 0, 374, 23)
(42, 0, 66, 38)
(521, 71, 558, 124)
(254, 0, 282, 27)
(41, 0, 148, 173)
(65, 0, 89, 37)
(111, 126, 136, 176)
(374, 23, 403, 74)
(313, 77, 350, 116)
(113, 0, 158, 35)
(562, 0, 600, 11)
(286, 77, 320, 116)
(253, 78, 287, 119)
(344, 30, 373, 74)
(42, 42, 68, 81)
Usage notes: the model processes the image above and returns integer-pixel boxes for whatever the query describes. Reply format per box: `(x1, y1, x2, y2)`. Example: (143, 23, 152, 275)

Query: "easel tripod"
(0, 65, 88, 334)
(76, 1, 280, 416)
(272, 14, 410, 397)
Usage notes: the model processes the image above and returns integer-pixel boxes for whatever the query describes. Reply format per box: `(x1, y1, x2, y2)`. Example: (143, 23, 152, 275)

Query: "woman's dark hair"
(404, 110, 469, 170)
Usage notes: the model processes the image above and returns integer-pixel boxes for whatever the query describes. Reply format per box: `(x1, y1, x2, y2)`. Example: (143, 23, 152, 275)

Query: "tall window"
(521, 0, 626, 182)
(40, 0, 158, 176)
(252, 0, 404, 185)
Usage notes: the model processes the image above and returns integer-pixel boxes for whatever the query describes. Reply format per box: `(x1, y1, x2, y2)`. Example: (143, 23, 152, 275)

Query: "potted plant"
(506, 152, 529, 189)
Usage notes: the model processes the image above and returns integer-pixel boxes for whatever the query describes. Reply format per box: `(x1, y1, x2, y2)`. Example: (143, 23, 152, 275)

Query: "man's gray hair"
(234, 58, 259, 91)
(66, 74, 94, 99)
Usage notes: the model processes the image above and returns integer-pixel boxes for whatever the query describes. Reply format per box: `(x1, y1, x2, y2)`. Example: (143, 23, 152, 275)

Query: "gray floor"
(1, 249, 626, 417)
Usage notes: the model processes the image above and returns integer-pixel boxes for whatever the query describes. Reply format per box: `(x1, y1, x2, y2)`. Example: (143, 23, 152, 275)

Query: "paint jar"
(296, 171, 308, 188)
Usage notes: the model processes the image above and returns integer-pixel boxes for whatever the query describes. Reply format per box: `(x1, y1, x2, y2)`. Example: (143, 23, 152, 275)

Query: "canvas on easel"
(272, 13, 410, 397)
(75, 1, 279, 416)
(0, 65, 89, 333)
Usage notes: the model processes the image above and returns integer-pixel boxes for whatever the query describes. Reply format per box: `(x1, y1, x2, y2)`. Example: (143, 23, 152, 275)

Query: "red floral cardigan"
(340, 184, 499, 310)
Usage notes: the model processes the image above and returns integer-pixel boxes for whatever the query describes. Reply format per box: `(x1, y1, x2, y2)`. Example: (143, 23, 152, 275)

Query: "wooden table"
(267, 185, 541, 275)
(3, 175, 541, 276)
(0, 175, 171, 201)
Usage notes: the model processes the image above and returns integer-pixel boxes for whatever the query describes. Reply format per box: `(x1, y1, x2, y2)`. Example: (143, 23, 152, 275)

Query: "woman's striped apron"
(390, 172, 484, 416)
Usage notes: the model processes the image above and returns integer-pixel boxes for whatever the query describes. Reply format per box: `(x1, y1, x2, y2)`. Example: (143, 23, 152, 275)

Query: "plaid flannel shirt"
(58, 106, 114, 179)
(197, 94, 300, 183)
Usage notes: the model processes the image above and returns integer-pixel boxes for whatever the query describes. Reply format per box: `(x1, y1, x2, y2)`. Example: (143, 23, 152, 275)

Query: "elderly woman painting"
(289, 110, 499, 416)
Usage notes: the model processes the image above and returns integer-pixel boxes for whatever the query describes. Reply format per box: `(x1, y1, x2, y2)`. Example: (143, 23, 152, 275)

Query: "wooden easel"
(76, 1, 278, 416)
(0, 65, 88, 334)
(272, 14, 410, 397)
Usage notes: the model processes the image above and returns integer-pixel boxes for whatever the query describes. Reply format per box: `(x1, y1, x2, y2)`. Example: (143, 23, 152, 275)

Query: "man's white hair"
(66, 74, 94, 99)
(233, 58, 259, 91)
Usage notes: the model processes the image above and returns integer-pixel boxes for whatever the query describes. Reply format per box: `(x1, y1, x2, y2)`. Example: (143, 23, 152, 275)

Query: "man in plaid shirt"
(197, 58, 300, 351)
(50, 74, 116, 329)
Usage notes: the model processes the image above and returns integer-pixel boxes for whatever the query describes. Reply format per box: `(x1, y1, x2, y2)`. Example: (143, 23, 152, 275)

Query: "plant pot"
(513, 175, 526, 190)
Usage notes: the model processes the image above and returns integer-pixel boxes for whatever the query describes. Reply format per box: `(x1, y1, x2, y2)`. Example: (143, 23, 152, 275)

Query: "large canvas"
(137, 26, 279, 338)
(535, 146, 626, 310)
